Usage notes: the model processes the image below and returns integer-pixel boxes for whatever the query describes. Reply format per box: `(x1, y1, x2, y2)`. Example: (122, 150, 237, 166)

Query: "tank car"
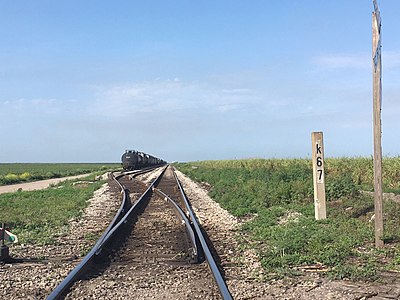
(121, 150, 138, 170)
(121, 150, 166, 170)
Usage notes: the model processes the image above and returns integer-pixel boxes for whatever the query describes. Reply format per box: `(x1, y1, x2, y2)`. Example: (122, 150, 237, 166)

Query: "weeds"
(0, 179, 104, 245)
(175, 157, 400, 281)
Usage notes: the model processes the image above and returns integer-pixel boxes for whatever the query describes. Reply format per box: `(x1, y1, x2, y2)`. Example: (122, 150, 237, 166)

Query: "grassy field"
(0, 163, 120, 186)
(0, 174, 105, 245)
(175, 157, 400, 280)
(0, 164, 119, 246)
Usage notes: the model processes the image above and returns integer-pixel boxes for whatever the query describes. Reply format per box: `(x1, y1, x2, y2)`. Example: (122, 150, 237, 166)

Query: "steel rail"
(153, 188, 201, 263)
(91, 172, 130, 249)
(94, 165, 167, 254)
(172, 167, 233, 300)
(47, 166, 167, 300)
(47, 174, 128, 300)
(90, 166, 163, 249)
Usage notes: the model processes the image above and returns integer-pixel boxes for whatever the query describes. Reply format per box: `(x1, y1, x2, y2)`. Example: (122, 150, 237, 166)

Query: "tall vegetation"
(175, 157, 400, 280)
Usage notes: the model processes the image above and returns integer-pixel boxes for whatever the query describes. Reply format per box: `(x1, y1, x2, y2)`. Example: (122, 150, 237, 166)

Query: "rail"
(172, 167, 233, 300)
(153, 188, 201, 263)
(47, 166, 167, 300)
(48, 165, 232, 300)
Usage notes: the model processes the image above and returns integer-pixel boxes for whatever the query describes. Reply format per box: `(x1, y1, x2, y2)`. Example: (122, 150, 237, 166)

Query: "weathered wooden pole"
(311, 132, 326, 220)
(372, 0, 384, 248)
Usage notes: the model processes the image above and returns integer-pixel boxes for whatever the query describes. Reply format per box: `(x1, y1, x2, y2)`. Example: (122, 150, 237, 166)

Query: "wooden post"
(372, 0, 384, 248)
(311, 132, 326, 220)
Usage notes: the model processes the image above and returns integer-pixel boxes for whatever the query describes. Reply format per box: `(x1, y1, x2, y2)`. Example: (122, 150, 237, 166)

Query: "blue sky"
(0, 1, 399, 162)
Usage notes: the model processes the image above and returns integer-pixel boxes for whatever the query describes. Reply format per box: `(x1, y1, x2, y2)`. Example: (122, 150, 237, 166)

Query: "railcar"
(121, 150, 166, 170)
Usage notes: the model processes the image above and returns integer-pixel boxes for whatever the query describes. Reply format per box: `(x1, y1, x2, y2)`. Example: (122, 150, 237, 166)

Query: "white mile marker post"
(312, 132, 326, 220)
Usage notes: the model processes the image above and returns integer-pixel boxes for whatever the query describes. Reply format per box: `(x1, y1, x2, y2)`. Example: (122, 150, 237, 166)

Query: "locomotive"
(121, 150, 166, 170)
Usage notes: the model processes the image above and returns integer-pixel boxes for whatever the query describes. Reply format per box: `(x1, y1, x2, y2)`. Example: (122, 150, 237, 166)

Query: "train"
(121, 150, 167, 170)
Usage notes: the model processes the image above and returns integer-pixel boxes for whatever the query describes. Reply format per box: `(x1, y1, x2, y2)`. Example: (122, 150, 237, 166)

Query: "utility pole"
(372, 0, 383, 248)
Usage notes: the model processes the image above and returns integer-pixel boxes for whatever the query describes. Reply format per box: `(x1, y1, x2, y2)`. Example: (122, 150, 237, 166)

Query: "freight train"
(121, 150, 166, 170)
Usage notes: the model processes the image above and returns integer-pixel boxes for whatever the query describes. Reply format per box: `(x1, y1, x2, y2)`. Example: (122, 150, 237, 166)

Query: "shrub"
(326, 175, 358, 200)
(19, 172, 31, 181)
(3, 173, 19, 184)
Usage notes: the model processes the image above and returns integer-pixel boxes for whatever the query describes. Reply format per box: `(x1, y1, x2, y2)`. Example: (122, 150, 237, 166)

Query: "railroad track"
(47, 165, 232, 299)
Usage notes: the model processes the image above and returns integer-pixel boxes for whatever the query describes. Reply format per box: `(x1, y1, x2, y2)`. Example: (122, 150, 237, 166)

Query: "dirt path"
(0, 174, 93, 194)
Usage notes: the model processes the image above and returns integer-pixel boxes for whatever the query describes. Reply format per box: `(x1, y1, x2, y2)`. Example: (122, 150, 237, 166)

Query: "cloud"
(0, 98, 72, 115)
(384, 51, 400, 68)
(312, 51, 400, 70)
(313, 53, 369, 69)
(92, 79, 261, 117)
(221, 88, 253, 94)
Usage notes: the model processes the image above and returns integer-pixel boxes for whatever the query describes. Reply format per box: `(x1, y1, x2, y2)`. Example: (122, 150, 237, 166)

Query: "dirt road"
(0, 174, 92, 194)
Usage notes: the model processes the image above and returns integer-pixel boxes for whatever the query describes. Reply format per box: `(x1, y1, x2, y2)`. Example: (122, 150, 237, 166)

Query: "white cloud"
(221, 88, 253, 94)
(313, 53, 369, 69)
(2, 98, 59, 112)
(384, 51, 400, 68)
(0, 98, 82, 120)
(313, 51, 400, 70)
(92, 79, 261, 117)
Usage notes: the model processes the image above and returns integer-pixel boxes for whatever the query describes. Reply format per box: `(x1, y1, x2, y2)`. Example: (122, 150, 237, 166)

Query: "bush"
(326, 175, 359, 200)
(19, 172, 31, 181)
(3, 173, 19, 184)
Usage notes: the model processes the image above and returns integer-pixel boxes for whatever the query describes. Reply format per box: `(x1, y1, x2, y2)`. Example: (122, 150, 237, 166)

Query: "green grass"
(175, 157, 400, 281)
(0, 175, 105, 245)
(325, 157, 400, 193)
(0, 163, 119, 186)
